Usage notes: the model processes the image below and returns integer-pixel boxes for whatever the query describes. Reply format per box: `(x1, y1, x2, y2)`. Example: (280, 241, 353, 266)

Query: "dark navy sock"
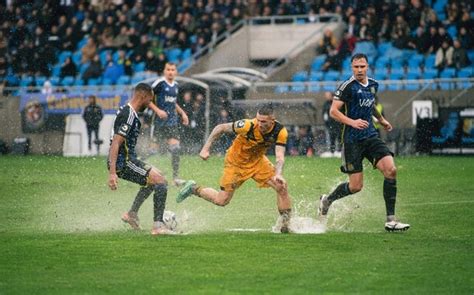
(153, 184, 168, 222)
(383, 178, 397, 216)
(131, 186, 154, 213)
(327, 182, 352, 203)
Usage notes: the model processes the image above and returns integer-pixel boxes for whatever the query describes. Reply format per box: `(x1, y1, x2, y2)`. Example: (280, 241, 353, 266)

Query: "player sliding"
(107, 83, 172, 235)
(318, 53, 410, 232)
(176, 104, 293, 233)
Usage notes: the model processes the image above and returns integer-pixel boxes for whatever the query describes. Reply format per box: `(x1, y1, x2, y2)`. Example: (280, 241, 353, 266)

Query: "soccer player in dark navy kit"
(149, 62, 189, 186)
(108, 83, 173, 235)
(318, 53, 410, 232)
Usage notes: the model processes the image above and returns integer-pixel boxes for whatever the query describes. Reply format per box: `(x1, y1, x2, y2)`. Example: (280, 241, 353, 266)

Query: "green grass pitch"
(0, 155, 473, 294)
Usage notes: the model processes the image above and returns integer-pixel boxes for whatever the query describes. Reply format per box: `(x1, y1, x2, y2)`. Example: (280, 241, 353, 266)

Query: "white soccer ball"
(163, 210, 178, 230)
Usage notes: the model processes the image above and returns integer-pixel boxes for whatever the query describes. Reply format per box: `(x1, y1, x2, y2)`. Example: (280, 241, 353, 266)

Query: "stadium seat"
(374, 72, 386, 81)
(467, 50, 474, 64)
(377, 42, 392, 56)
(36, 76, 47, 86)
(20, 76, 34, 87)
(52, 65, 62, 77)
(166, 48, 182, 63)
(311, 55, 326, 71)
(58, 51, 72, 64)
(274, 85, 289, 94)
(49, 76, 60, 86)
(77, 37, 88, 50)
(181, 48, 192, 60)
(309, 71, 323, 81)
(291, 83, 306, 93)
(406, 72, 420, 80)
(440, 68, 456, 79)
(341, 57, 351, 70)
(423, 68, 438, 79)
(424, 54, 436, 69)
(133, 62, 146, 72)
(308, 83, 320, 92)
(61, 76, 75, 86)
(375, 56, 390, 68)
(117, 75, 131, 85)
(99, 50, 111, 65)
(407, 54, 424, 68)
(292, 71, 308, 82)
(447, 26, 457, 38)
(323, 70, 340, 81)
(74, 78, 84, 86)
(102, 78, 113, 85)
(72, 51, 82, 65)
(88, 78, 101, 86)
(354, 41, 377, 60)
(178, 58, 192, 73)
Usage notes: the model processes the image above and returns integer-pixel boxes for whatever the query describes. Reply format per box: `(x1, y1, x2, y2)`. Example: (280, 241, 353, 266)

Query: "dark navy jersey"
(152, 78, 179, 127)
(110, 104, 141, 169)
(334, 76, 379, 143)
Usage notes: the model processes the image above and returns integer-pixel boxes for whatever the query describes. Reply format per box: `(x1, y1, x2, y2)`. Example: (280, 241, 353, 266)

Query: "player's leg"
(167, 137, 184, 186)
(319, 142, 363, 217)
(375, 155, 410, 231)
(146, 167, 175, 235)
(266, 178, 292, 233)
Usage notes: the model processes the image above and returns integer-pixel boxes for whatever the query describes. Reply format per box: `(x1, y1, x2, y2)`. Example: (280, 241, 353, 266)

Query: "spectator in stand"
(321, 31, 355, 72)
(318, 29, 337, 55)
(407, 26, 430, 54)
(82, 54, 103, 84)
(113, 25, 132, 50)
(438, 26, 453, 45)
(346, 14, 358, 37)
(391, 15, 410, 49)
(213, 108, 234, 155)
(41, 80, 53, 95)
(117, 50, 134, 76)
(435, 40, 454, 73)
(291, 126, 314, 157)
(427, 26, 442, 54)
(144, 50, 160, 74)
(458, 27, 473, 49)
(61, 27, 77, 52)
(452, 39, 471, 70)
(60, 56, 78, 78)
(81, 37, 97, 64)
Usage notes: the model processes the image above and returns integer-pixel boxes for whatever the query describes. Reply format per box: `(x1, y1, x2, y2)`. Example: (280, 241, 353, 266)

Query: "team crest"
(236, 120, 245, 128)
(370, 87, 376, 94)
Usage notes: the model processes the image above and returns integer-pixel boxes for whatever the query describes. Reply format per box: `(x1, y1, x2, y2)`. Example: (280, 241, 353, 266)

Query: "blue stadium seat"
(72, 51, 82, 65)
(467, 50, 474, 64)
(308, 83, 320, 92)
(424, 54, 436, 69)
(58, 51, 72, 65)
(375, 56, 390, 68)
(405, 81, 421, 91)
(291, 83, 306, 93)
(311, 55, 326, 71)
(117, 75, 131, 85)
(354, 41, 377, 60)
(447, 26, 457, 38)
(20, 76, 34, 87)
(166, 48, 182, 63)
(377, 42, 392, 56)
(102, 78, 113, 85)
(323, 70, 340, 81)
(181, 48, 192, 60)
(275, 85, 289, 94)
(88, 78, 101, 86)
(440, 68, 456, 78)
(458, 68, 473, 78)
(47, 77, 59, 86)
(423, 68, 438, 79)
(77, 37, 88, 50)
(341, 69, 352, 79)
(74, 78, 84, 86)
(341, 57, 351, 70)
(133, 62, 146, 72)
(390, 59, 405, 69)
(406, 72, 420, 80)
(131, 76, 144, 85)
(407, 54, 424, 68)
(292, 71, 308, 82)
(309, 71, 323, 81)
(52, 64, 61, 77)
(61, 76, 75, 86)
(178, 57, 192, 73)
(36, 76, 47, 86)
(79, 62, 90, 76)
(389, 72, 404, 81)
(374, 72, 386, 81)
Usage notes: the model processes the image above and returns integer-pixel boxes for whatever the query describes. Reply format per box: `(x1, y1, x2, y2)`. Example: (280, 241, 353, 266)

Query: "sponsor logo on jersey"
(236, 120, 245, 128)
(165, 95, 176, 103)
(359, 98, 374, 107)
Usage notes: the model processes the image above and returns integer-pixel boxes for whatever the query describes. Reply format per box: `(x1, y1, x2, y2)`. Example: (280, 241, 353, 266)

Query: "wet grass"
(0, 155, 473, 294)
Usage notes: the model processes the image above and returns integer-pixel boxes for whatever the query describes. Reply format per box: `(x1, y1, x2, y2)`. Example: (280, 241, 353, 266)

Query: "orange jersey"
(225, 119, 288, 169)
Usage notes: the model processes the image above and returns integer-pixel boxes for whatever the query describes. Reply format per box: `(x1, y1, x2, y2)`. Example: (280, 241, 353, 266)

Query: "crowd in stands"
(289, 0, 474, 93)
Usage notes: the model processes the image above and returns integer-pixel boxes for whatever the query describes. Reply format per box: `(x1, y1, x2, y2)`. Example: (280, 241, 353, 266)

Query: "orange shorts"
(219, 156, 275, 192)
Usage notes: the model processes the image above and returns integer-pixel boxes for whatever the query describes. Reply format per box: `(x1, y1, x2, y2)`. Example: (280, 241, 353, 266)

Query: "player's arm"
(272, 128, 288, 186)
(175, 103, 189, 126)
(330, 100, 369, 130)
(148, 101, 168, 119)
(372, 104, 392, 131)
(199, 122, 233, 160)
(108, 134, 125, 190)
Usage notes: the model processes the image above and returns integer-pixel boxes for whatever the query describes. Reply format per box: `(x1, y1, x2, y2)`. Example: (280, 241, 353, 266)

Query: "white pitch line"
(400, 200, 474, 206)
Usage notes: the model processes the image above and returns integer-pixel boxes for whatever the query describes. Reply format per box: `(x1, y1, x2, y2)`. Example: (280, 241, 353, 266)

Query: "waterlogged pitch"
(0, 155, 473, 293)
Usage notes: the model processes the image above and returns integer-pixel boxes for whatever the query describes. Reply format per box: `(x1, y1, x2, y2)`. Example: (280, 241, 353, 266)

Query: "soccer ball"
(163, 210, 178, 230)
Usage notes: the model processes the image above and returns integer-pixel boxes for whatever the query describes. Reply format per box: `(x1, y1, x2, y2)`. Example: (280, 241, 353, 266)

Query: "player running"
(176, 104, 293, 233)
(318, 53, 410, 232)
(148, 62, 189, 186)
(107, 83, 172, 235)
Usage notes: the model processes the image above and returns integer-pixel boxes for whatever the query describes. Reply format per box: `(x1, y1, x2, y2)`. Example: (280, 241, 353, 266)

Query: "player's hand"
(181, 113, 189, 126)
(108, 173, 118, 190)
(157, 109, 168, 120)
(351, 119, 369, 130)
(380, 119, 393, 131)
(272, 175, 287, 188)
(199, 148, 210, 160)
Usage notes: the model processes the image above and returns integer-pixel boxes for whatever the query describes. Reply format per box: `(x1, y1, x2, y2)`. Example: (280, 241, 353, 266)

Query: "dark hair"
(351, 53, 368, 63)
(166, 62, 177, 67)
(257, 103, 274, 116)
(134, 83, 153, 94)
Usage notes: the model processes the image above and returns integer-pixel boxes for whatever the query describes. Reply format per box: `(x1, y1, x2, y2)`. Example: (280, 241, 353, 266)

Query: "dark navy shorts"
(116, 158, 152, 186)
(341, 136, 393, 174)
